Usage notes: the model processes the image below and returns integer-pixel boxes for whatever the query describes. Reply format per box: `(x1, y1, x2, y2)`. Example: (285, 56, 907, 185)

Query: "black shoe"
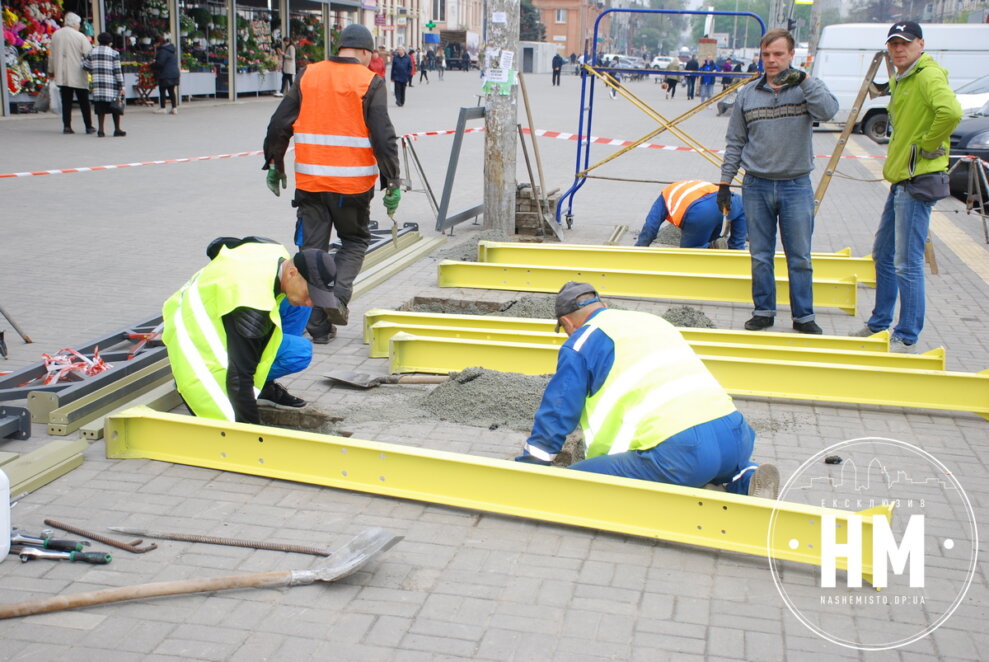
(311, 324, 337, 344)
(97, 130, 106, 137)
(85, 127, 97, 134)
(257, 381, 305, 408)
(63, 127, 74, 134)
(793, 320, 823, 335)
(744, 315, 774, 331)
(324, 302, 349, 326)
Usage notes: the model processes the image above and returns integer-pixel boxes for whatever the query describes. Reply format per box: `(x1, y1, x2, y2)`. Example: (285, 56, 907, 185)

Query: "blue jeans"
(569, 411, 757, 495)
(743, 174, 816, 322)
(865, 184, 934, 345)
(268, 299, 313, 381)
(700, 82, 713, 100)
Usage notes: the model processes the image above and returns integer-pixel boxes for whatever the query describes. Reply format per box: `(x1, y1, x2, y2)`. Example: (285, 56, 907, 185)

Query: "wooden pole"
(482, 0, 520, 233)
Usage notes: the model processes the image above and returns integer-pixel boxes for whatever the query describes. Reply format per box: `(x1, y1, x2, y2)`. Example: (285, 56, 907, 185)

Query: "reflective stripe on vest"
(293, 61, 378, 194)
(162, 243, 288, 421)
(577, 310, 736, 458)
(662, 180, 719, 227)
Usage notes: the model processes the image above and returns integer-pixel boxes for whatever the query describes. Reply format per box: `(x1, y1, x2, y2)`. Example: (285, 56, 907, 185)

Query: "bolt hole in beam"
(104, 407, 893, 585)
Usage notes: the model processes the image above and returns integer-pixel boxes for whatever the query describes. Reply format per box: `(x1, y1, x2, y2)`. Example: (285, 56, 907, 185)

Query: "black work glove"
(773, 67, 806, 87)
(717, 184, 733, 215)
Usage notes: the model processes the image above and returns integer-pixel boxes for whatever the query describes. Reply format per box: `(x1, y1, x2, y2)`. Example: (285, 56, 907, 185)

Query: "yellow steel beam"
(105, 407, 891, 584)
(477, 241, 876, 288)
(368, 322, 944, 370)
(363, 308, 891, 353)
(388, 334, 989, 418)
(438, 260, 859, 316)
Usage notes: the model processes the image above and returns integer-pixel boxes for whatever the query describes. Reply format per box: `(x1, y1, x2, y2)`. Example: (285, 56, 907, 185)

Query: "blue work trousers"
(744, 173, 816, 322)
(865, 183, 934, 345)
(267, 299, 312, 382)
(568, 411, 757, 494)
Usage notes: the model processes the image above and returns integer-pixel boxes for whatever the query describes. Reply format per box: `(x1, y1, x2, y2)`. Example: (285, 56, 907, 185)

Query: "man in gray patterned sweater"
(718, 28, 838, 335)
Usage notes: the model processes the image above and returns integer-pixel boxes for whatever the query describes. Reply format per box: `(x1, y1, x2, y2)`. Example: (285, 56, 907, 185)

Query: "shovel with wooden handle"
(325, 370, 450, 389)
(0, 527, 401, 620)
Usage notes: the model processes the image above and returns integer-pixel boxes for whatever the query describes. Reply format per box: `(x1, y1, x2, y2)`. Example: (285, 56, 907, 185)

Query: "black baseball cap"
(293, 250, 338, 310)
(886, 21, 923, 44)
(554, 281, 600, 332)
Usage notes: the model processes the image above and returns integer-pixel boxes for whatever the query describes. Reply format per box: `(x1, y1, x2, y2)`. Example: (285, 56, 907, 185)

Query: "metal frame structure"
(475, 241, 877, 287)
(557, 9, 767, 227)
(387, 334, 989, 418)
(435, 106, 486, 233)
(361, 308, 893, 353)
(366, 321, 945, 370)
(105, 407, 892, 584)
(437, 260, 859, 315)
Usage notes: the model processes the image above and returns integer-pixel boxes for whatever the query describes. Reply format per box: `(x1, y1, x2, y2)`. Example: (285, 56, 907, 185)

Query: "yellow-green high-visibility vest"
(578, 309, 736, 458)
(162, 242, 289, 421)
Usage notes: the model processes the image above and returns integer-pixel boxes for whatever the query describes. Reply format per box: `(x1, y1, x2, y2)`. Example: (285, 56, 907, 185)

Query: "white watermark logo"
(768, 437, 978, 651)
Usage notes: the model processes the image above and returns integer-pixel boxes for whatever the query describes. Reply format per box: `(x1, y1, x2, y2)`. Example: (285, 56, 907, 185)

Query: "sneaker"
(890, 337, 920, 354)
(113, 130, 126, 137)
(793, 320, 823, 335)
(85, 127, 97, 134)
(273, 92, 284, 97)
(63, 127, 74, 134)
(324, 301, 349, 326)
(97, 130, 106, 137)
(849, 325, 884, 337)
(153, 108, 167, 114)
(744, 315, 774, 331)
(169, 107, 178, 115)
(311, 324, 337, 344)
(257, 381, 306, 408)
(748, 464, 781, 499)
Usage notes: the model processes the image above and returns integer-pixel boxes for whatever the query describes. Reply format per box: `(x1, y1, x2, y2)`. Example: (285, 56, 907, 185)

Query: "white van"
(811, 23, 989, 143)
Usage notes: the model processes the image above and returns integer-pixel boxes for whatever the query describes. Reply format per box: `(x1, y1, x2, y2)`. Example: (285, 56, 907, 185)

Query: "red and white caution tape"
(0, 149, 265, 179)
(36, 347, 112, 385)
(7, 129, 988, 179)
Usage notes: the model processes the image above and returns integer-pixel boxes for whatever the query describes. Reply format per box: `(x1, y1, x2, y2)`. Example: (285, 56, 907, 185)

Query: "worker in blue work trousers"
(517, 281, 780, 498)
(635, 180, 746, 249)
(162, 236, 335, 424)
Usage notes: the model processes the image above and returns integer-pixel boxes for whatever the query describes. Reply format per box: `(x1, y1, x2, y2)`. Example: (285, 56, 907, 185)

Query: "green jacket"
(884, 52, 962, 185)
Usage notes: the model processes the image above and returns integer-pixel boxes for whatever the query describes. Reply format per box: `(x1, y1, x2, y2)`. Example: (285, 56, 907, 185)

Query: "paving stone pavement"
(1, 70, 987, 660)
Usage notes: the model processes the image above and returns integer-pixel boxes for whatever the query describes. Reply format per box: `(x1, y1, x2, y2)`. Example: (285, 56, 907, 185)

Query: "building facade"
(532, 0, 608, 58)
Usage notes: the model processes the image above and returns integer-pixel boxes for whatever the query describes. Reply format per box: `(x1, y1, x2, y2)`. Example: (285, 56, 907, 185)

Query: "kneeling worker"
(517, 282, 779, 498)
(162, 236, 338, 425)
(636, 180, 746, 249)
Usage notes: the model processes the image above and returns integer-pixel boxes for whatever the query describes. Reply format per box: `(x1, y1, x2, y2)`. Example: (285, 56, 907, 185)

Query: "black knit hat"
(339, 24, 375, 52)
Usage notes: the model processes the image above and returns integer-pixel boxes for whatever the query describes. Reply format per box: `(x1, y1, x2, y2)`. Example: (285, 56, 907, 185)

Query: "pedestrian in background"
(684, 54, 699, 99)
(82, 32, 125, 137)
(664, 59, 681, 99)
(719, 28, 839, 335)
(552, 53, 564, 86)
(851, 22, 962, 352)
(152, 35, 180, 115)
(368, 48, 385, 78)
(418, 49, 430, 84)
(408, 49, 416, 87)
(274, 37, 295, 97)
(699, 59, 716, 101)
(390, 46, 412, 106)
(436, 50, 445, 80)
(48, 12, 94, 134)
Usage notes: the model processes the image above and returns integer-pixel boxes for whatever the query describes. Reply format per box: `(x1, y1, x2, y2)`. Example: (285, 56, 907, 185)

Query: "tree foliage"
(686, 0, 812, 50)
(520, 0, 546, 42)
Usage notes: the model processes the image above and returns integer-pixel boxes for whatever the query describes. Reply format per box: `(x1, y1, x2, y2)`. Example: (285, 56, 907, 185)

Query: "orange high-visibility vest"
(293, 61, 379, 194)
(661, 180, 719, 227)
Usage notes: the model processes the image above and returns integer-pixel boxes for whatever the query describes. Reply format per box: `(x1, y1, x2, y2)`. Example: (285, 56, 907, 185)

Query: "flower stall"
(3, 0, 61, 113)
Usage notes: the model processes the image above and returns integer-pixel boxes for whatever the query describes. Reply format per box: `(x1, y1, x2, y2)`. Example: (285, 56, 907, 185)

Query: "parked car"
(955, 74, 989, 119)
(948, 114, 989, 201)
(651, 56, 675, 70)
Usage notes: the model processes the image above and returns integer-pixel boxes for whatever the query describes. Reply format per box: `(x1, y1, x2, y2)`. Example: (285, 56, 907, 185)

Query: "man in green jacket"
(852, 22, 961, 352)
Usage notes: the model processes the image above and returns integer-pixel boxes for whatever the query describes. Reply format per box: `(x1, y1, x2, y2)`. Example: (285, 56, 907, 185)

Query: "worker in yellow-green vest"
(517, 281, 780, 498)
(162, 236, 338, 425)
